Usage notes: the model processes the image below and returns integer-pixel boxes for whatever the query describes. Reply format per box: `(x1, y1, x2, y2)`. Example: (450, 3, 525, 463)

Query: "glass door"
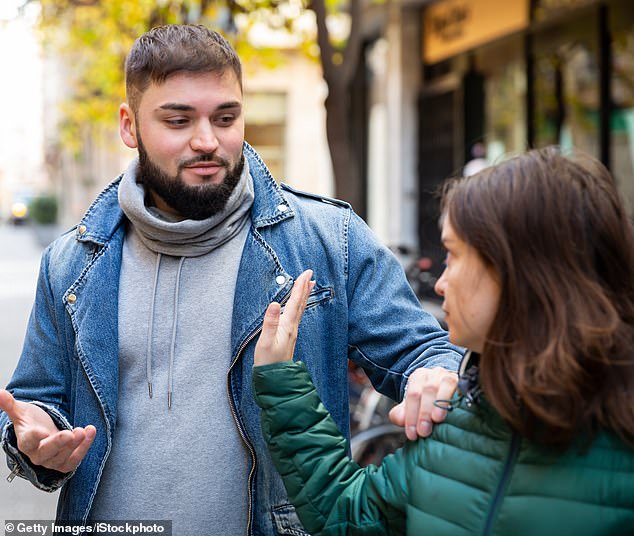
(610, 0, 634, 216)
(532, 12, 600, 158)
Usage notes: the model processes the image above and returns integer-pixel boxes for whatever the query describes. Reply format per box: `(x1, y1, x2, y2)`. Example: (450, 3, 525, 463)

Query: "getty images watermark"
(4, 521, 172, 536)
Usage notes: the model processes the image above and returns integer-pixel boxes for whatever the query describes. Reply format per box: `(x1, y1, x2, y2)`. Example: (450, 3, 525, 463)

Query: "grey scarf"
(118, 157, 254, 257)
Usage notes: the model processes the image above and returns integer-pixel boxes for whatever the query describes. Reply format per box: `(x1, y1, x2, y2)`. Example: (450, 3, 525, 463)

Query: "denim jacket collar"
(76, 142, 294, 246)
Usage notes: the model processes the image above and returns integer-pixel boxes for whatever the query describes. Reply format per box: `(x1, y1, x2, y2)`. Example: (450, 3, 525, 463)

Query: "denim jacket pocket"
(306, 286, 333, 310)
(271, 504, 310, 536)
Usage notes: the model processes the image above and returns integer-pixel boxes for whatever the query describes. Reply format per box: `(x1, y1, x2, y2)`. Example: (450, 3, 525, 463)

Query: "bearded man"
(0, 24, 462, 535)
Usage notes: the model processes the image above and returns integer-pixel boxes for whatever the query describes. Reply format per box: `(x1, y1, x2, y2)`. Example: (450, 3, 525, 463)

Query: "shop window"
(534, 0, 598, 22)
(418, 85, 459, 280)
(475, 36, 526, 162)
(610, 0, 634, 216)
(532, 15, 599, 158)
(244, 92, 286, 181)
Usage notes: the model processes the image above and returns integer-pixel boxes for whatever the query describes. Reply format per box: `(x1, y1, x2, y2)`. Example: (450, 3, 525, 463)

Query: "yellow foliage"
(35, 0, 351, 154)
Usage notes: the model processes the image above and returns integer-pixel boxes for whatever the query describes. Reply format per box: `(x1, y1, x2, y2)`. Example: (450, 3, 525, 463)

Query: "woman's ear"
(119, 103, 138, 149)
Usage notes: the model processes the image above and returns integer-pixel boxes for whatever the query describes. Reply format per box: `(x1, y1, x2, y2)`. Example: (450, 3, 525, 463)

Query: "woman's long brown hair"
(442, 146, 634, 449)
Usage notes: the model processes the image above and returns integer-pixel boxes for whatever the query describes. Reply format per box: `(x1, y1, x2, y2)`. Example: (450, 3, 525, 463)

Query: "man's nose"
(190, 122, 219, 153)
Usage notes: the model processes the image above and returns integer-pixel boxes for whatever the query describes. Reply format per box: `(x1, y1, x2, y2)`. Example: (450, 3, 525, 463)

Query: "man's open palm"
(0, 389, 96, 474)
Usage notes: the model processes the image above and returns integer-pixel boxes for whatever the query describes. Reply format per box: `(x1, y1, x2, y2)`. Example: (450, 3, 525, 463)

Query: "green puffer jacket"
(253, 361, 634, 536)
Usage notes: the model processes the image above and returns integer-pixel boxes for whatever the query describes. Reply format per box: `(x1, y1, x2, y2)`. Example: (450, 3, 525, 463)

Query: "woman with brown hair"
(251, 146, 634, 535)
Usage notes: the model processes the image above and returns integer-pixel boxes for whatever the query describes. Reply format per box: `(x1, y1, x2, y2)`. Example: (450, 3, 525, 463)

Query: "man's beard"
(136, 138, 244, 221)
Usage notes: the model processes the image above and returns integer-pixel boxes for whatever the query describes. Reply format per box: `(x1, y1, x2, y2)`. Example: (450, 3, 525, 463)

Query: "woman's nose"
(434, 269, 446, 297)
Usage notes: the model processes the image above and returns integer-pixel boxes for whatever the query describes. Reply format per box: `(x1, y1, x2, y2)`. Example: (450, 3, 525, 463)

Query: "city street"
(0, 223, 59, 520)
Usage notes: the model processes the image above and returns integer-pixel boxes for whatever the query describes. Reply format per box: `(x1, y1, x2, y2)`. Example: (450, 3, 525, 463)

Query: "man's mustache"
(179, 154, 229, 168)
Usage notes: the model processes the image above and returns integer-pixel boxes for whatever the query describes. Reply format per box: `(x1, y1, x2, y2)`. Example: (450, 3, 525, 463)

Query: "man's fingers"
(388, 402, 405, 427)
(59, 425, 96, 473)
(403, 385, 422, 440)
(404, 383, 437, 440)
(33, 426, 96, 472)
(430, 372, 459, 423)
(0, 390, 97, 472)
(415, 385, 438, 438)
(399, 367, 460, 440)
(47, 426, 96, 473)
(0, 389, 20, 423)
(30, 429, 78, 466)
(16, 426, 50, 457)
(0, 391, 59, 436)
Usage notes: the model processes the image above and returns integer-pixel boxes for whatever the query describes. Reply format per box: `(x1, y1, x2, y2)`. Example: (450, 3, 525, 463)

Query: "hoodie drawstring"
(146, 253, 186, 409)
(168, 256, 185, 409)
(146, 253, 162, 399)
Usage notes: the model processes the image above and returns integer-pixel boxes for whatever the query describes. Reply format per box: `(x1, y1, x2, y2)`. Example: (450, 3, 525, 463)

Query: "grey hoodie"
(90, 159, 254, 535)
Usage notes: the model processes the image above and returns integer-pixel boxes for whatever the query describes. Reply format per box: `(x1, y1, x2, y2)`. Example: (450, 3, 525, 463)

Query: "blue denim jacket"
(1, 143, 462, 534)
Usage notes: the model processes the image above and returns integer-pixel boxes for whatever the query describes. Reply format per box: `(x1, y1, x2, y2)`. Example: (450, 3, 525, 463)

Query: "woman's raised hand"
(254, 270, 315, 366)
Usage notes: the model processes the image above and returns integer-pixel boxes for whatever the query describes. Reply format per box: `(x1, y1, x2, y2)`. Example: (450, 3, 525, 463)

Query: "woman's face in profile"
(435, 217, 500, 352)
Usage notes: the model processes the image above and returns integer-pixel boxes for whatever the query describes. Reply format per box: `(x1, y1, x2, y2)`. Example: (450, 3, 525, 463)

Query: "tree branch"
(339, 0, 362, 87)
(308, 0, 336, 83)
(309, 0, 363, 89)
(226, 0, 250, 15)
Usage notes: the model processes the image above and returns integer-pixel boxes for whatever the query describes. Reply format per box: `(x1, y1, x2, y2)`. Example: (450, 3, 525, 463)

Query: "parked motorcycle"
(348, 363, 406, 466)
(348, 245, 448, 465)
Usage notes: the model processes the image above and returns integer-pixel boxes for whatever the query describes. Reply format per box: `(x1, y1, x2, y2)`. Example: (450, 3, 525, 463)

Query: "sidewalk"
(0, 223, 59, 520)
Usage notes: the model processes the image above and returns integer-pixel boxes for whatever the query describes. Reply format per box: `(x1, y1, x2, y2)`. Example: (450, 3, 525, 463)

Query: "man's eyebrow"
(157, 103, 196, 112)
(156, 101, 242, 112)
(217, 101, 242, 110)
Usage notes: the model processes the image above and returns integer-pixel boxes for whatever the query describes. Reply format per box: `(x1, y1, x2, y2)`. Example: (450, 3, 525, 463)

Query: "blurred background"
(0, 0, 633, 519)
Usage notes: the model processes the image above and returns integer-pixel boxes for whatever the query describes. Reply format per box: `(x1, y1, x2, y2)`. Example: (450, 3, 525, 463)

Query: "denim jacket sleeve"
(0, 245, 76, 491)
(1, 402, 75, 491)
(345, 211, 463, 400)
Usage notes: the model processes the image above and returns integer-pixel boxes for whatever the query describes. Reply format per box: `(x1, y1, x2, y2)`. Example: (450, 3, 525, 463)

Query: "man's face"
(120, 70, 245, 219)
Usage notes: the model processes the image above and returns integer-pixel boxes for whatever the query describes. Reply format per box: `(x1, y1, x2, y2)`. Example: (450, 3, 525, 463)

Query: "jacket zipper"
(482, 431, 521, 535)
(226, 288, 293, 536)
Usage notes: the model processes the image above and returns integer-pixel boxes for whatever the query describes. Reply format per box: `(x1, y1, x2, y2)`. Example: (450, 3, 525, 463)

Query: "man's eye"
(165, 118, 189, 127)
(216, 115, 236, 125)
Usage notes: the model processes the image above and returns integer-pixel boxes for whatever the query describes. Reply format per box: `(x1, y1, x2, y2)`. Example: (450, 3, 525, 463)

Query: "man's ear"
(119, 103, 138, 149)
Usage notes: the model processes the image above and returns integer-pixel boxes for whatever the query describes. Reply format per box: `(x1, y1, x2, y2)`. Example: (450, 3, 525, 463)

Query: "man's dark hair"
(125, 24, 242, 112)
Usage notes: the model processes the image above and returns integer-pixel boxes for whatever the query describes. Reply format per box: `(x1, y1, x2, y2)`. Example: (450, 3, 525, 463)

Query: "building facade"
(369, 0, 633, 283)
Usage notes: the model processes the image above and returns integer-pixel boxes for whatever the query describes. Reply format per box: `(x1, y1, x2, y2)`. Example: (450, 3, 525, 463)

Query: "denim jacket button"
(77, 225, 87, 235)
(277, 204, 288, 212)
(67, 294, 77, 304)
(275, 275, 286, 285)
